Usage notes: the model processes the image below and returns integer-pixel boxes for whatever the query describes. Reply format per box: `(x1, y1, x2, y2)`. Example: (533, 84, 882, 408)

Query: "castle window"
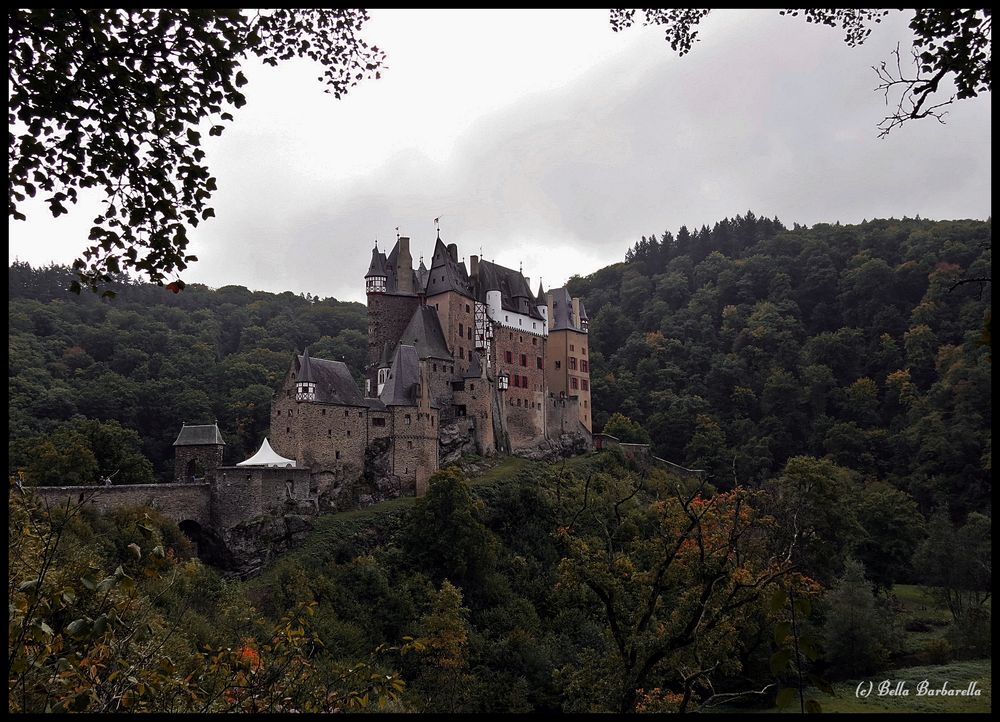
(571, 377, 579, 390)
(520, 353, 526, 367)
(346, 430, 351, 437)
(336, 451, 341, 459)
(581, 360, 588, 372)
(470, 383, 474, 391)
(359, 411, 363, 417)
(408, 441, 413, 449)
(505, 315, 509, 322)
(519, 318, 522, 326)
(466, 304, 470, 313)
(328, 429, 332, 437)
(582, 380, 589, 391)
(322, 409, 326, 415)
(570, 344, 575, 351)
(277, 409, 281, 416)
(459, 322, 464, 337)
(431, 416, 435, 427)
(536, 357, 543, 369)
(582, 347, 587, 355)
(505, 351, 513, 363)
(532, 337, 537, 345)
(372, 417, 386, 427)
(433, 363, 437, 372)
(584, 400, 588, 407)
(522, 375, 527, 388)
(344, 409, 349, 417)
(286, 427, 290, 433)
(459, 347, 465, 359)
(467, 327, 472, 340)
(555, 360, 561, 369)
(520, 335, 523, 343)
(533, 322, 536, 329)
(404, 414, 411, 425)
(517, 398, 521, 407)
(569, 357, 577, 370)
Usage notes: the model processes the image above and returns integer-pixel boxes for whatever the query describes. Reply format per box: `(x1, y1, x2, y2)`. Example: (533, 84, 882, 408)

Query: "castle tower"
(366, 237, 421, 397)
(173, 422, 226, 483)
(545, 287, 592, 433)
(365, 243, 388, 294)
(296, 347, 317, 401)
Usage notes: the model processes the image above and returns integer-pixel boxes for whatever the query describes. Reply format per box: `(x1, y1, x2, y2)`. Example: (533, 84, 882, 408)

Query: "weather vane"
(434, 216, 442, 239)
(395, 226, 400, 240)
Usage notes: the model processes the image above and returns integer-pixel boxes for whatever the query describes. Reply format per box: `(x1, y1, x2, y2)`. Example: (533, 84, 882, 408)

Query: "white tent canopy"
(236, 438, 296, 468)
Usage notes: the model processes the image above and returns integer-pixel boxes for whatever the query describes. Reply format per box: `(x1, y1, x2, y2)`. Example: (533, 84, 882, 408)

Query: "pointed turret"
(536, 280, 546, 305)
(295, 348, 317, 400)
(415, 257, 430, 293)
(365, 242, 388, 294)
(579, 300, 589, 332)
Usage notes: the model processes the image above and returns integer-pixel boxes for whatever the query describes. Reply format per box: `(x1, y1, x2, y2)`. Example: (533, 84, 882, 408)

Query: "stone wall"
(546, 328, 592, 432)
(389, 405, 438, 496)
(174, 444, 224, 483)
(492, 326, 546, 448)
(271, 394, 369, 486)
(452, 377, 494, 453)
(32, 483, 212, 526)
(366, 292, 421, 388)
(427, 290, 478, 376)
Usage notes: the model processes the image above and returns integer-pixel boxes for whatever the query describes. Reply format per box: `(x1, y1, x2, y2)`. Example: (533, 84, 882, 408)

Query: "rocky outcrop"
(219, 509, 316, 577)
(438, 419, 478, 466)
(513, 433, 590, 462)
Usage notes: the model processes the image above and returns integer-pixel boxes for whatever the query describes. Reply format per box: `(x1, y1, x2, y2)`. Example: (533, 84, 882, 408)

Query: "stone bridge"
(31, 483, 213, 527)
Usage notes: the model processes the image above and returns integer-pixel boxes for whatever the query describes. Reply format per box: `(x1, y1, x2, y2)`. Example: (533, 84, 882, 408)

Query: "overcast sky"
(8, 9, 992, 304)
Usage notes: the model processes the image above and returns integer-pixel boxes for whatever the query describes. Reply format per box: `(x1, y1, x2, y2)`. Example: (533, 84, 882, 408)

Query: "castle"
(276, 232, 594, 496)
(173, 234, 593, 513)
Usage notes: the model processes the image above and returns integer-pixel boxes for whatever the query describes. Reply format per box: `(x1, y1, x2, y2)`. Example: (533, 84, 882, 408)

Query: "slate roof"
(579, 300, 589, 321)
(464, 349, 483, 378)
(366, 246, 388, 277)
(548, 286, 586, 332)
(424, 238, 474, 298)
(536, 280, 546, 305)
(476, 259, 545, 320)
(397, 305, 453, 361)
(379, 344, 420, 406)
(298, 346, 316, 383)
(173, 423, 226, 446)
(293, 353, 366, 406)
(415, 258, 430, 293)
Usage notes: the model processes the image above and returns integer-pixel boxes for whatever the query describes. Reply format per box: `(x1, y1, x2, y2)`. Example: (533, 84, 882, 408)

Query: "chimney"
(397, 236, 413, 293)
(571, 297, 581, 328)
(470, 254, 479, 278)
(447, 243, 458, 263)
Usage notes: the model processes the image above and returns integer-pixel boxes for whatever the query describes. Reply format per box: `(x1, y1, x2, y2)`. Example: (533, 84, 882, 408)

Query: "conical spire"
(536, 279, 546, 305)
(366, 244, 387, 278)
(299, 347, 315, 383)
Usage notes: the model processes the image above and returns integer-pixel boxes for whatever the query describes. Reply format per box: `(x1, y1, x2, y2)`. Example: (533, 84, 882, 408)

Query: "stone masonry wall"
(32, 483, 212, 527)
(367, 292, 421, 390)
(492, 326, 546, 449)
(174, 444, 224, 483)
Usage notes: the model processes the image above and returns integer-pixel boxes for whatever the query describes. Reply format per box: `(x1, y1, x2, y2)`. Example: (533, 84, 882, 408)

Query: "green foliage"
(821, 559, 899, 676)
(400, 467, 499, 601)
(9, 10, 385, 292)
(600, 411, 650, 444)
(8, 262, 368, 479)
(573, 215, 990, 520)
(8, 485, 406, 713)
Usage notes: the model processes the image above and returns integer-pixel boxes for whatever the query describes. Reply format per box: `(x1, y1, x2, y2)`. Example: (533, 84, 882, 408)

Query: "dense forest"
(570, 214, 991, 518)
(9, 264, 369, 480)
(8, 214, 992, 712)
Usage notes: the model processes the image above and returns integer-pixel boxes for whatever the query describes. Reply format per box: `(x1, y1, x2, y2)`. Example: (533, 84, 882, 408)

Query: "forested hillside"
(569, 214, 991, 517)
(9, 263, 369, 479)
